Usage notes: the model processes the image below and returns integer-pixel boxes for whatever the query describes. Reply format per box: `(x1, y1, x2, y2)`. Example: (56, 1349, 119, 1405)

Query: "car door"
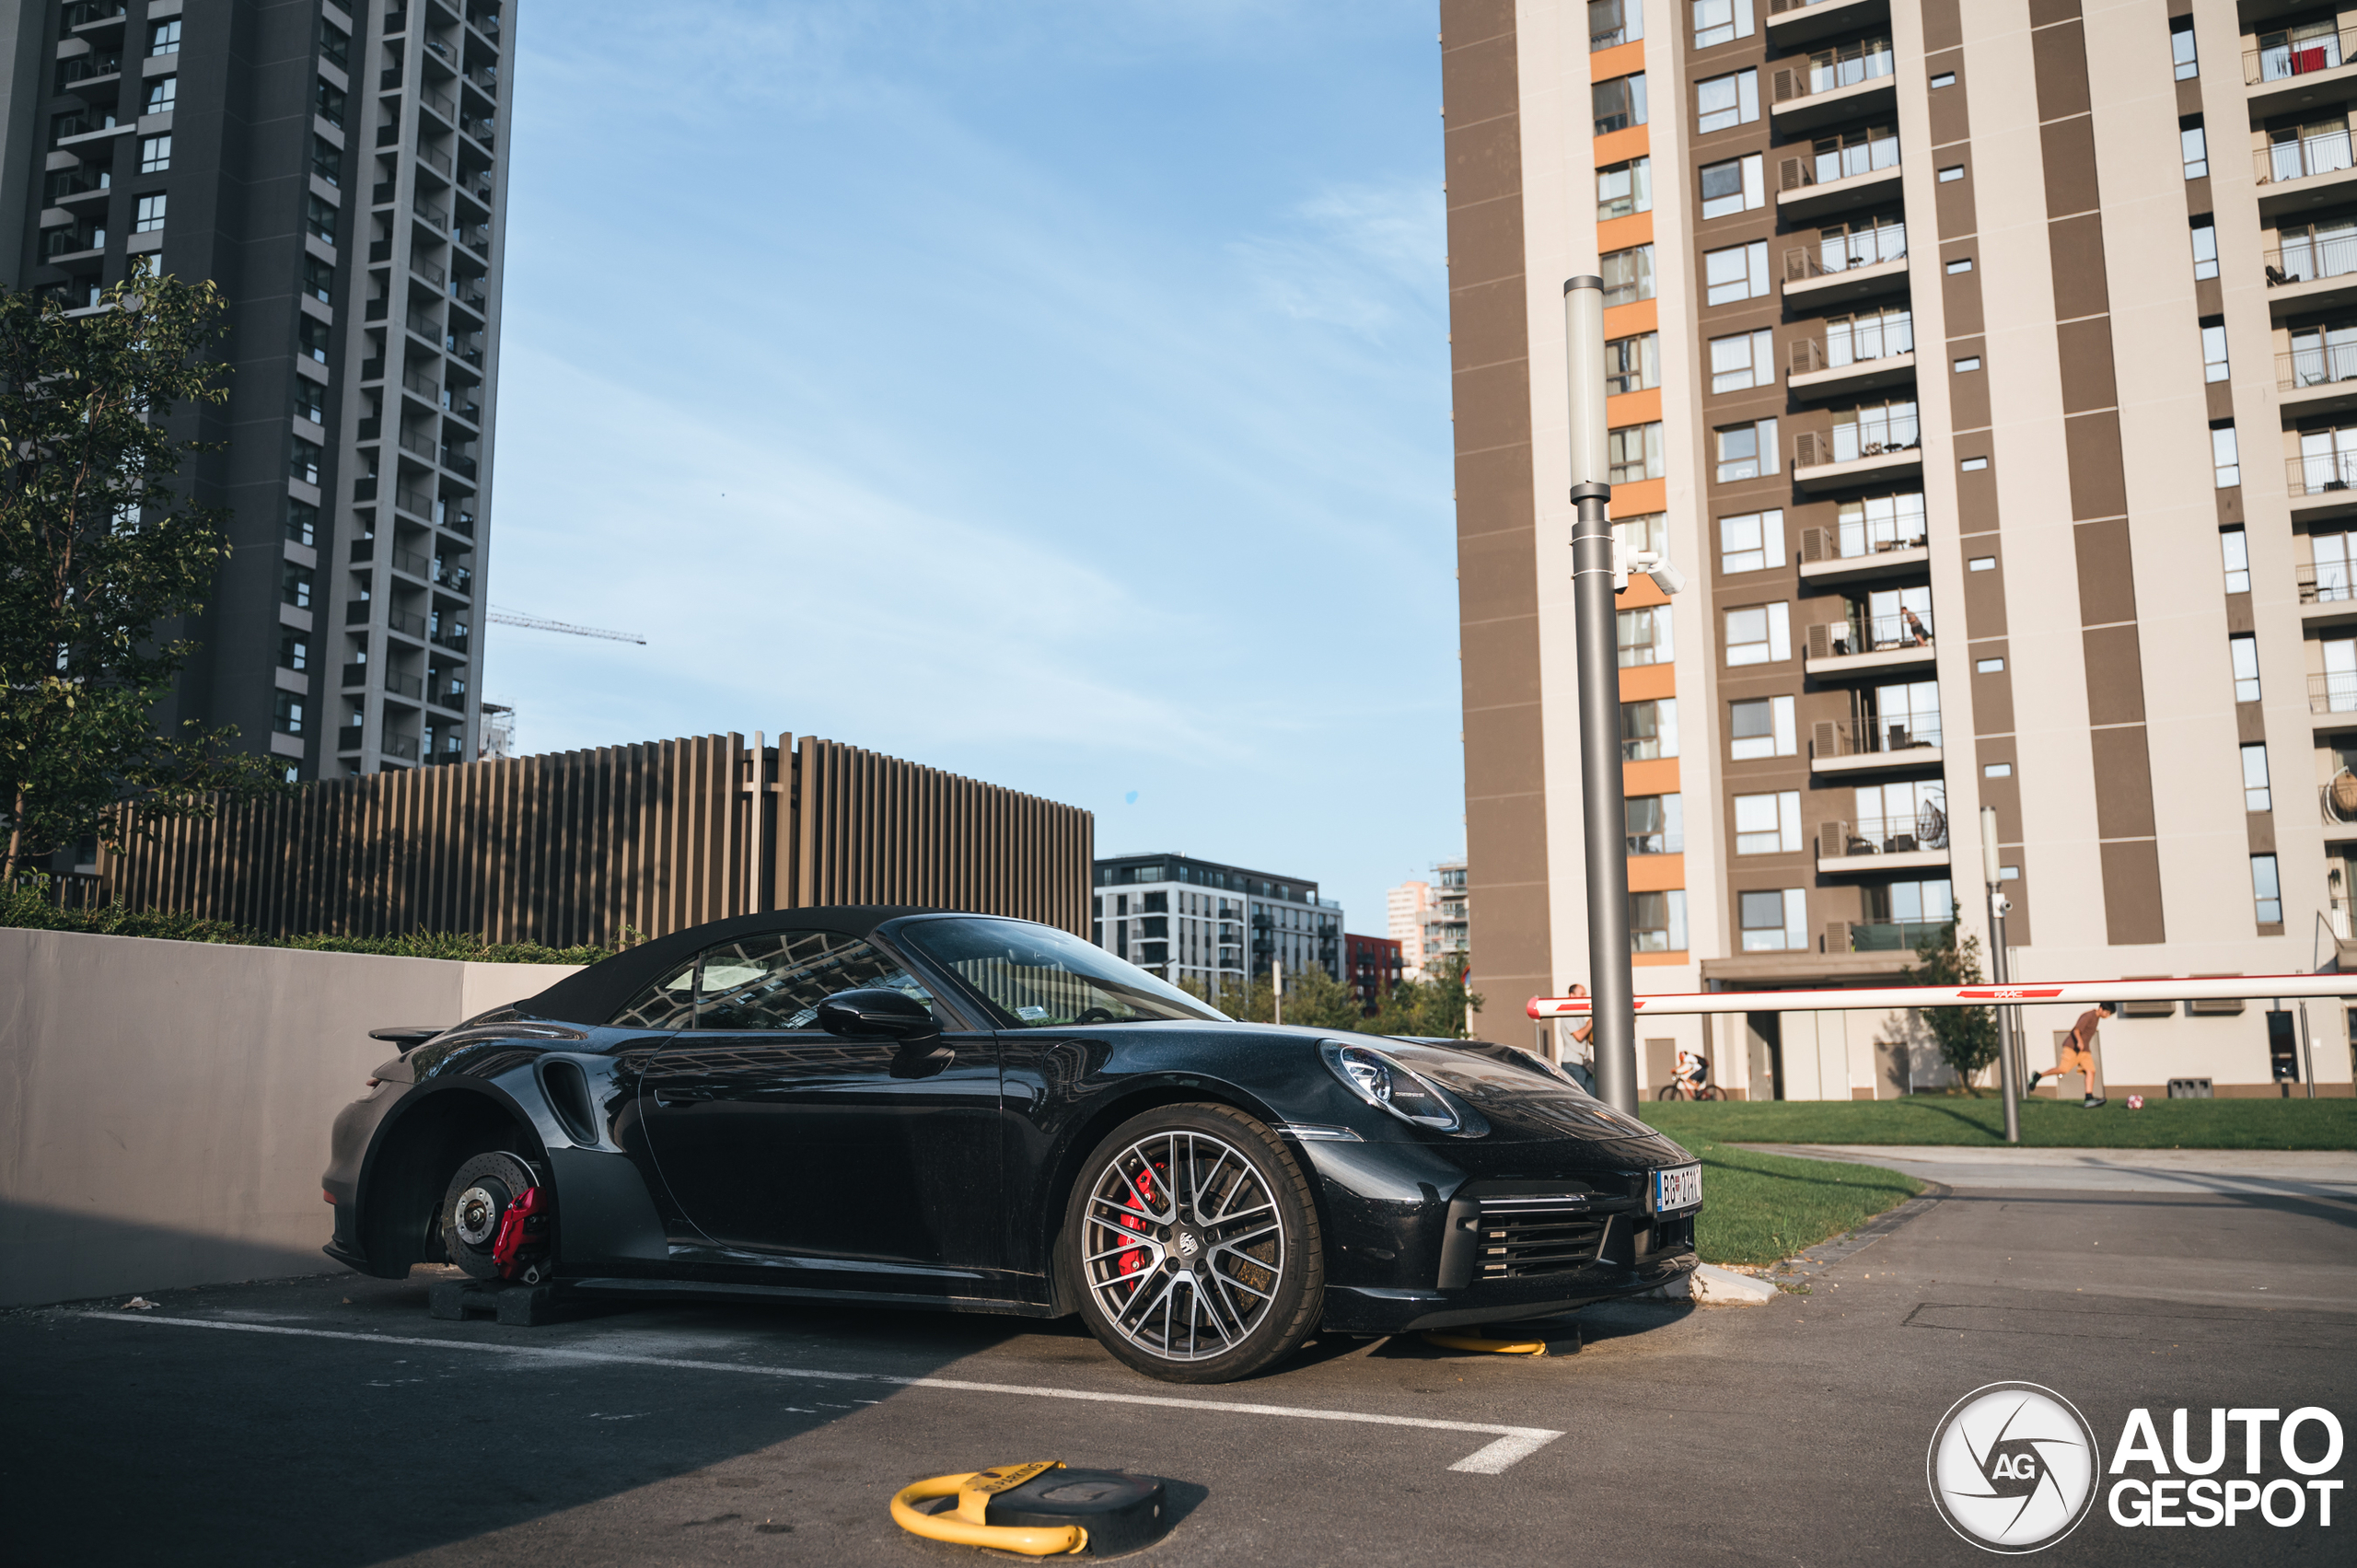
(637, 929, 1003, 1282)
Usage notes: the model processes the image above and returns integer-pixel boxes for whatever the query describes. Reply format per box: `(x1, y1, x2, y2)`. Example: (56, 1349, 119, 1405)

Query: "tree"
(1362, 951, 1484, 1040)
(1182, 964, 1367, 1031)
(0, 273, 287, 884)
(1904, 928, 2002, 1092)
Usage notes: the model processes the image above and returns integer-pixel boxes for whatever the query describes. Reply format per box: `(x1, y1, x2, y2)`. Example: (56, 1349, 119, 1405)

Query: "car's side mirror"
(817, 988, 943, 1047)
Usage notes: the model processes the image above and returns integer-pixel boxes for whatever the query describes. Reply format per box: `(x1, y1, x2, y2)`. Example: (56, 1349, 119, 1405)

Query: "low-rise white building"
(1093, 854, 1342, 1002)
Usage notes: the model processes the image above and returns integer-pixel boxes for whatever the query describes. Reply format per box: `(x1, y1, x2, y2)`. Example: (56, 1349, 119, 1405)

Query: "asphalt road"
(6, 1170, 2351, 1567)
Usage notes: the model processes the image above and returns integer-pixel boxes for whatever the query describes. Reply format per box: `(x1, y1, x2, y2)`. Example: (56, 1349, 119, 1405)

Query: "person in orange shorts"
(2029, 1001, 2114, 1108)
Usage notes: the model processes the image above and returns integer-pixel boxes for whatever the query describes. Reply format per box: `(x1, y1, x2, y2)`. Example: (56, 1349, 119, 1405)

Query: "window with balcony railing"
(1831, 399, 1919, 462)
(2307, 532, 2355, 604)
(1626, 793, 1682, 854)
(2262, 118, 2353, 185)
(1805, 37, 1893, 95)
(2294, 428, 2357, 494)
(2316, 641, 2357, 713)
(1854, 877, 1953, 950)
(2253, 22, 2347, 84)
(1835, 491, 1925, 557)
(1805, 123, 1898, 186)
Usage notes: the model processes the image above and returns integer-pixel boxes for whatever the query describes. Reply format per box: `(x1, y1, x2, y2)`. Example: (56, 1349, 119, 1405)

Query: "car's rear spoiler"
(368, 1026, 447, 1054)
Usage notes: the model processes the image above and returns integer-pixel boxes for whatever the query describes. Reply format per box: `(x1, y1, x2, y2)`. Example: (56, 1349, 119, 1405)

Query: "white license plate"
(1654, 1164, 1702, 1212)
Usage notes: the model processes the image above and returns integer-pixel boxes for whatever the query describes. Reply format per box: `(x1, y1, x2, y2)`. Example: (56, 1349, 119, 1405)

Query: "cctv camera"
(1991, 895, 2013, 916)
(1629, 550, 1684, 597)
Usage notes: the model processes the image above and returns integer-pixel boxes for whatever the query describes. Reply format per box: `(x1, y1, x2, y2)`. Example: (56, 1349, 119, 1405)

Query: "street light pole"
(1564, 276, 1638, 1115)
(1981, 806, 2021, 1144)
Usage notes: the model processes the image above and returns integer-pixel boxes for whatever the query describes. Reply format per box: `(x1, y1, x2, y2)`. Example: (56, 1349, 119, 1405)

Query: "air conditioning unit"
(1811, 719, 1840, 757)
(1780, 156, 1809, 192)
(1801, 527, 1833, 563)
(1805, 622, 1851, 660)
(1823, 921, 1852, 954)
(1772, 67, 1802, 102)
(1818, 822, 1847, 857)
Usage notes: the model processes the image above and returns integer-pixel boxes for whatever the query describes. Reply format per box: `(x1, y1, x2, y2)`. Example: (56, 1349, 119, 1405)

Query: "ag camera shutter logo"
(1927, 1382, 2102, 1552)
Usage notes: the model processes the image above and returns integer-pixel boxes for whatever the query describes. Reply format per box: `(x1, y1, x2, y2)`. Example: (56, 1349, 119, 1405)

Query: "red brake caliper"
(1116, 1165, 1157, 1285)
(491, 1185, 550, 1282)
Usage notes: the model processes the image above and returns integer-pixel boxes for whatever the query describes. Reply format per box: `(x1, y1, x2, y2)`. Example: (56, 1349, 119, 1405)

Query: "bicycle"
(1655, 1079, 1725, 1101)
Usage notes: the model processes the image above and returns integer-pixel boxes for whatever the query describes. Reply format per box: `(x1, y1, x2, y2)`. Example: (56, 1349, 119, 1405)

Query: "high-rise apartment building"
(1387, 876, 1434, 973)
(1092, 853, 1344, 995)
(1441, 0, 2352, 1098)
(0, 0, 515, 781)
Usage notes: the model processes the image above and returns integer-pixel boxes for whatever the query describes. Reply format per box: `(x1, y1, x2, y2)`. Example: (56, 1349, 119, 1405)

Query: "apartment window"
(1626, 794, 1684, 854)
(2221, 527, 2249, 593)
(1833, 399, 1919, 461)
(1606, 331, 1660, 394)
(1719, 509, 1781, 573)
(134, 194, 165, 233)
(316, 80, 346, 129)
(2169, 16, 2198, 80)
(322, 21, 352, 71)
(1692, 0, 1755, 49)
(1865, 877, 1953, 935)
(2190, 218, 2218, 280)
(1595, 74, 1648, 136)
(1615, 511, 1667, 559)
(1735, 791, 1801, 854)
(2212, 423, 2240, 488)
(1601, 244, 1656, 305)
(1618, 605, 1674, 668)
(291, 378, 327, 425)
(2230, 634, 2261, 701)
(1589, 0, 1643, 50)
(273, 693, 306, 737)
(2176, 118, 2209, 180)
(1631, 890, 1688, 953)
(286, 500, 319, 547)
(1817, 125, 1900, 184)
(1700, 152, 1764, 218)
(289, 436, 323, 486)
(1709, 328, 1774, 392)
(1703, 239, 1770, 305)
(1826, 306, 1911, 366)
(1738, 889, 1807, 952)
(279, 633, 309, 672)
(306, 193, 339, 247)
(1871, 679, 1941, 748)
(145, 76, 176, 115)
(1597, 157, 1653, 220)
(1729, 694, 1795, 760)
(298, 316, 331, 363)
(1696, 68, 1759, 134)
(2252, 854, 2283, 925)
(1931, 72, 1956, 89)
(303, 254, 335, 305)
(2200, 320, 2228, 382)
(2314, 531, 2356, 600)
(2242, 744, 2273, 812)
(1839, 492, 1926, 555)
(312, 134, 343, 186)
(1621, 697, 1678, 761)
(1714, 418, 1778, 482)
(1724, 603, 1791, 666)
(1936, 165, 1964, 183)
(1945, 257, 1972, 274)
(1608, 422, 1665, 483)
(149, 18, 180, 54)
(1954, 354, 1980, 372)
(281, 563, 315, 610)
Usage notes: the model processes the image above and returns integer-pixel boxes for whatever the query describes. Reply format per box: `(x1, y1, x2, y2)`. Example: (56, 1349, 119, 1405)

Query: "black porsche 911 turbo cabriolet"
(324, 906, 1701, 1383)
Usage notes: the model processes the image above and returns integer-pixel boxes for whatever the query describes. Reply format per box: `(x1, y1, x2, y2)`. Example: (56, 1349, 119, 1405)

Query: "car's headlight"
(1320, 1041, 1482, 1133)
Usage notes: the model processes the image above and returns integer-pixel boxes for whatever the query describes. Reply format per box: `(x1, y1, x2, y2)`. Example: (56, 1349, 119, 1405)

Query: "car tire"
(439, 1151, 540, 1283)
(1062, 1103, 1323, 1385)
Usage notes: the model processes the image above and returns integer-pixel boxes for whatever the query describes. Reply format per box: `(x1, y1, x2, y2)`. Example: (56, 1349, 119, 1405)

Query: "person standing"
(2029, 1002, 2114, 1108)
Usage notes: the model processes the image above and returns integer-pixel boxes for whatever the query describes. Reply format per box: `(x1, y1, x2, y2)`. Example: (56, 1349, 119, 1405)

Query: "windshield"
(896, 916, 1226, 1028)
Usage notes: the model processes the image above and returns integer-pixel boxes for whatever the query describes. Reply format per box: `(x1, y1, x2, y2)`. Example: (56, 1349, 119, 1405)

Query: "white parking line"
(88, 1314, 1561, 1474)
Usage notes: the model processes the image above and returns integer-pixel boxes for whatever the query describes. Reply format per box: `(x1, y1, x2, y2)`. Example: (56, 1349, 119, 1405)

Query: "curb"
(1768, 1179, 1951, 1289)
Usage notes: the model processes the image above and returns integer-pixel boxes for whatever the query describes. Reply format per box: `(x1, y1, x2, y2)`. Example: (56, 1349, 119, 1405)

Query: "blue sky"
(486, 0, 1459, 928)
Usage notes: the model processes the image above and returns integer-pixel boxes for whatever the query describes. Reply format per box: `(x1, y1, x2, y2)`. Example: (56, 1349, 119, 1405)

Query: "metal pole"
(1564, 275, 1637, 1115)
(2299, 1000, 2316, 1099)
(1980, 807, 2020, 1144)
(1273, 958, 1283, 1028)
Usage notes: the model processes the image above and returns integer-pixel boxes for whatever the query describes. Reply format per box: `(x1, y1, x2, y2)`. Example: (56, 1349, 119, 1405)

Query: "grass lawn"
(1643, 1095, 2357, 1151)
(1676, 1134, 1922, 1268)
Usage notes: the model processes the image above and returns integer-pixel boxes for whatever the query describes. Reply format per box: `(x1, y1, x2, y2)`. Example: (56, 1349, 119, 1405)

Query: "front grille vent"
(1473, 1197, 1608, 1279)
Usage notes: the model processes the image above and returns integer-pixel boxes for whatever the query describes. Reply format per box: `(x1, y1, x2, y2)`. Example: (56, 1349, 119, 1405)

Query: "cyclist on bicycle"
(1673, 1048, 1708, 1098)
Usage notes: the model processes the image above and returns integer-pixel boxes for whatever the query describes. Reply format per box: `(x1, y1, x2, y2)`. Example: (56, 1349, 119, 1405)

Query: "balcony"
(2285, 451, 2357, 522)
(393, 483, 437, 520)
(1798, 525, 1928, 585)
(2310, 671, 2357, 718)
(2279, 342, 2357, 418)
(1816, 814, 1950, 874)
(1765, 0, 1888, 47)
(1834, 918, 1954, 954)
(1809, 716, 1943, 774)
(422, 87, 457, 125)
(2246, 28, 2357, 120)
(433, 558, 472, 594)
(1793, 429, 1922, 492)
(401, 367, 440, 404)
(340, 662, 369, 690)
(1804, 614, 1934, 677)
(1788, 336, 1915, 400)
(1770, 52, 1897, 134)
(2324, 769, 2357, 830)
(381, 733, 421, 761)
(389, 544, 430, 580)
(2254, 132, 2357, 219)
(382, 669, 424, 701)
(412, 256, 447, 289)
(1776, 148, 1902, 222)
(386, 607, 428, 641)
(1784, 245, 1909, 307)
(398, 429, 435, 464)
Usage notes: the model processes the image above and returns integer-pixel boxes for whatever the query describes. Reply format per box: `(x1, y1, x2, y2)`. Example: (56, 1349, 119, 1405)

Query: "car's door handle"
(655, 1089, 716, 1107)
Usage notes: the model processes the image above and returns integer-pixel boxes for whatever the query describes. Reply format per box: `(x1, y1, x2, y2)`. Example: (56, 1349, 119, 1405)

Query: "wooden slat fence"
(93, 732, 1093, 947)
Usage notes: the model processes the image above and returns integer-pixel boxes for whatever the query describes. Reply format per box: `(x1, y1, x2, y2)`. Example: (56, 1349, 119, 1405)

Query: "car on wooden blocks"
(323, 906, 1701, 1383)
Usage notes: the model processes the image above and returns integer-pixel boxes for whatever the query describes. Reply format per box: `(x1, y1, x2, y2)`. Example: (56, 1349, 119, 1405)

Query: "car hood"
(1379, 1042, 1692, 1158)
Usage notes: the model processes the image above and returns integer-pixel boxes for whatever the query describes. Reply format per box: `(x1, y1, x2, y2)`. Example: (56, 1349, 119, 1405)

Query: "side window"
(610, 954, 704, 1029)
(692, 932, 934, 1030)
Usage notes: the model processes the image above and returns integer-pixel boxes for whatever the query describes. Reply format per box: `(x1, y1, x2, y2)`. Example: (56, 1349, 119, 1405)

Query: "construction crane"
(484, 606, 646, 645)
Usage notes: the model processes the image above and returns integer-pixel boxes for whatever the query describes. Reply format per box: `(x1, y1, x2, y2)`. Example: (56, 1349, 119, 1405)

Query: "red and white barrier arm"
(1527, 973, 2357, 1020)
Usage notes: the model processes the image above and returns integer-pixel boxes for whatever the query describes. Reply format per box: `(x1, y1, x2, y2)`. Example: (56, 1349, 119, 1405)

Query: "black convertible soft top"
(520, 904, 962, 1027)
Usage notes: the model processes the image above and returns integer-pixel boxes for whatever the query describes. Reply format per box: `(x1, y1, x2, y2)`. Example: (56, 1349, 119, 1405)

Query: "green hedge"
(1, 880, 605, 966)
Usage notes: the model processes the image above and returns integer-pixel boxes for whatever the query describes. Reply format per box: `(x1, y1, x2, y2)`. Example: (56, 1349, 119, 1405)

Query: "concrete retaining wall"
(0, 927, 580, 1307)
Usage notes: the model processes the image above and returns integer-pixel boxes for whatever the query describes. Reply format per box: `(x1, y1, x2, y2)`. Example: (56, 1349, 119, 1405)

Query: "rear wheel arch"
(358, 1085, 548, 1276)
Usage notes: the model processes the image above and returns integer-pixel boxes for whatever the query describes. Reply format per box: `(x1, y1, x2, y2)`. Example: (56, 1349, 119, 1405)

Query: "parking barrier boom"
(1526, 972, 2357, 1018)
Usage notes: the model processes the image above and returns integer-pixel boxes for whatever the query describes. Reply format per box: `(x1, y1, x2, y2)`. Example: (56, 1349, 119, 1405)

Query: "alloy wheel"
(1078, 1129, 1286, 1363)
